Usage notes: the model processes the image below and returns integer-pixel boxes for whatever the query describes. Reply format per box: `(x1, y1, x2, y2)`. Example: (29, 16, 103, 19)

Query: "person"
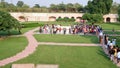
(109, 46, 115, 61)
(69, 28, 72, 34)
(39, 26, 43, 33)
(112, 27, 115, 33)
(83, 26, 87, 35)
(107, 39, 111, 50)
(114, 46, 118, 61)
(63, 28, 66, 34)
(99, 30, 103, 44)
(117, 49, 120, 63)
(112, 39, 116, 46)
(104, 34, 107, 45)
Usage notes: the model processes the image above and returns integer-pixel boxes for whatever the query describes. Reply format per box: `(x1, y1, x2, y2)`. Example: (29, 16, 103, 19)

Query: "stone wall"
(10, 12, 119, 23)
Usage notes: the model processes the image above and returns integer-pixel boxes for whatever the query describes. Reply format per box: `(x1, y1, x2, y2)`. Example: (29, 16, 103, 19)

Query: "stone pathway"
(36, 64, 59, 68)
(38, 42, 100, 46)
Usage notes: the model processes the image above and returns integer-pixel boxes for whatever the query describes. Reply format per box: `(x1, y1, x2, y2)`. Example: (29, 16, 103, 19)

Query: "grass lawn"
(0, 30, 20, 36)
(21, 27, 36, 34)
(109, 36, 120, 46)
(104, 31, 120, 35)
(34, 34, 99, 43)
(22, 22, 120, 30)
(22, 21, 77, 26)
(0, 27, 36, 36)
(1, 45, 117, 68)
(96, 23, 120, 30)
(0, 37, 27, 60)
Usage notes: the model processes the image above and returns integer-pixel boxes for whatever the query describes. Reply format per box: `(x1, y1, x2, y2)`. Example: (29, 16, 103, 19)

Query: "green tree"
(118, 5, 120, 22)
(17, 1, 24, 7)
(66, 3, 74, 12)
(58, 2, 66, 12)
(0, 0, 6, 8)
(110, 2, 119, 13)
(74, 3, 83, 12)
(0, 11, 21, 34)
(87, 0, 113, 14)
(23, 4, 29, 8)
(50, 4, 58, 12)
(82, 13, 103, 23)
(33, 4, 40, 8)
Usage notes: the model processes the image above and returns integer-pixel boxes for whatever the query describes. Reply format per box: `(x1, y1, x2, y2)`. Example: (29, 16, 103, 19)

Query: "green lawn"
(34, 34, 99, 43)
(104, 31, 120, 35)
(96, 23, 120, 30)
(21, 21, 120, 30)
(21, 27, 36, 34)
(0, 30, 20, 36)
(0, 27, 36, 36)
(1, 45, 117, 68)
(22, 22, 120, 30)
(0, 37, 27, 60)
(22, 21, 77, 26)
(109, 36, 120, 46)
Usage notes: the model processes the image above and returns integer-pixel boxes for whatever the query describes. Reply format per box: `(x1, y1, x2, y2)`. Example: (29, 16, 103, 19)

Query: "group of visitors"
(39, 23, 102, 35)
(103, 35, 120, 64)
(39, 24, 68, 34)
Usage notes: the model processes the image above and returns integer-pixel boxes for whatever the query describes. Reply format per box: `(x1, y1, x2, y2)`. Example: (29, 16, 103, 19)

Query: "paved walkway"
(0, 27, 100, 67)
(38, 42, 100, 46)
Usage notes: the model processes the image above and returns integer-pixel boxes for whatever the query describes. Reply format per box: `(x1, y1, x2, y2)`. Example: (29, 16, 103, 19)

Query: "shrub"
(82, 13, 103, 23)
(56, 17, 75, 22)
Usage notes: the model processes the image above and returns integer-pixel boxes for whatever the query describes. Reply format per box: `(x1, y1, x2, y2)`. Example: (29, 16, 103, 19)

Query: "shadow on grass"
(82, 35, 99, 43)
(97, 47, 110, 60)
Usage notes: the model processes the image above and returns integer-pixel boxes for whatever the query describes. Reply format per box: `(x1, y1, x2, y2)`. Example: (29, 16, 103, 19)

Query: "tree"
(0, 0, 6, 8)
(118, 5, 120, 22)
(58, 2, 66, 12)
(87, 0, 113, 14)
(22, 4, 29, 8)
(66, 3, 74, 12)
(17, 1, 24, 7)
(50, 4, 58, 12)
(82, 13, 103, 23)
(33, 4, 40, 8)
(0, 11, 21, 34)
(110, 2, 119, 13)
(74, 3, 83, 12)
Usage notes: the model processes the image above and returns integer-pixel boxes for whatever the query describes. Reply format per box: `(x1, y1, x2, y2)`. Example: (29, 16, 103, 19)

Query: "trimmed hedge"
(21, 23, 44, 28)
(56, 17, 75, 22)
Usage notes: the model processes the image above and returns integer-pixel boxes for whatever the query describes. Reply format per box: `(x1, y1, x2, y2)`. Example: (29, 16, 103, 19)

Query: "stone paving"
(36, 64, 59, 68)
(38, 42, 100, 46)
(12, 64, 35, 68)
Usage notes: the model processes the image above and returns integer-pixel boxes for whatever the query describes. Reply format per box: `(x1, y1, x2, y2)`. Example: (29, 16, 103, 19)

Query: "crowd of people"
(103, 34, 120, 64)
(39, 23, 102, 35)
(38, 23, 120, 64)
